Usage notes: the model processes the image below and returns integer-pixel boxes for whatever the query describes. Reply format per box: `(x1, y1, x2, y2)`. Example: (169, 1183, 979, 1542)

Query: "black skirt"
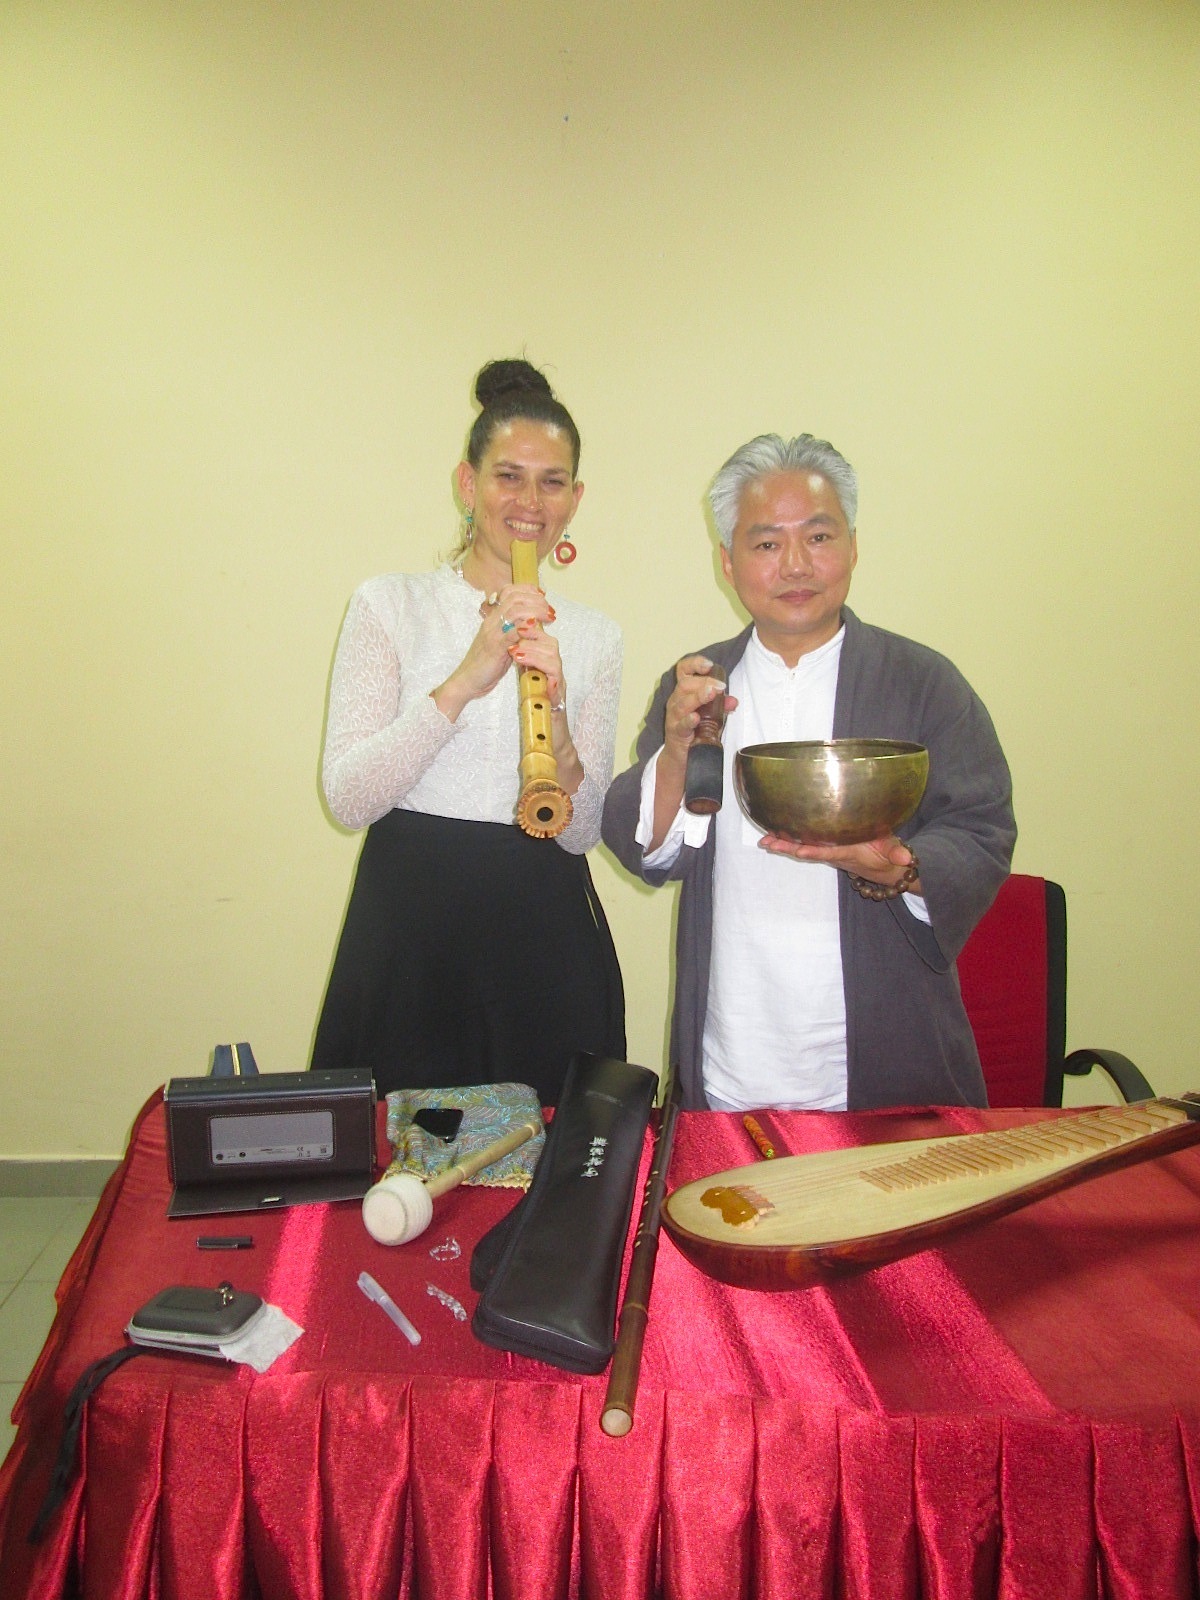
(312, 810, 626, 1105)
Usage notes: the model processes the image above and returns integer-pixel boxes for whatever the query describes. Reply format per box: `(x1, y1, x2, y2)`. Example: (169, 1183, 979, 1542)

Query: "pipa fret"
(862, 1104, 1176, 1194)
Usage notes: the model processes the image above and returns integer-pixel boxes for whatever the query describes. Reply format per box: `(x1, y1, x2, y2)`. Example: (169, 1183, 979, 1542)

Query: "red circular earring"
(552, 531, 577, 567)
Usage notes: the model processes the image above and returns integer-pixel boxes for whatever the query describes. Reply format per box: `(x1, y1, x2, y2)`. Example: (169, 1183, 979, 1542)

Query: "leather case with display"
(470, 1052, 657, 1374)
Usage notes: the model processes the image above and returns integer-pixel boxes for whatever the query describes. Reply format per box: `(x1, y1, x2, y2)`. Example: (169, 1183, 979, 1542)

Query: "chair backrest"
(956, 873, 1068, 1107)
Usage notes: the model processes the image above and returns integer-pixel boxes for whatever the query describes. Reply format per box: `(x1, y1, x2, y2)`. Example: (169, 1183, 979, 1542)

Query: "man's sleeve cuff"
(636, 747, 712, 867)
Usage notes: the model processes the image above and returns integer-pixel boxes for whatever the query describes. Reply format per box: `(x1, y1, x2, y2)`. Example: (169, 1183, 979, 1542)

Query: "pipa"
(661, 1096, 1200, 1291)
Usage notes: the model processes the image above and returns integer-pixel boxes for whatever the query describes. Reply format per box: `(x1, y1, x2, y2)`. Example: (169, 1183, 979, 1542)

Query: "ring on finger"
(501, 619, 516, 634)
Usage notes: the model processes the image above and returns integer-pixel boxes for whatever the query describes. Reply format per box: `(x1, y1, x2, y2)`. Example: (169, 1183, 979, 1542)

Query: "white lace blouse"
(321, 564, 623, 854)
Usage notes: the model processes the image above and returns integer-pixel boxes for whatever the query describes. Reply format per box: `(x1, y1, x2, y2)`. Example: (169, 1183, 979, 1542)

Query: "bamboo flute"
(600, 1065, 682, 1437)
(510, 538, 572, 838)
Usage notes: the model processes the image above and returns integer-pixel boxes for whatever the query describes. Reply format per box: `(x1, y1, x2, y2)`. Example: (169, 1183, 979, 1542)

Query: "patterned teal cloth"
(383, 1082, 545, 1189)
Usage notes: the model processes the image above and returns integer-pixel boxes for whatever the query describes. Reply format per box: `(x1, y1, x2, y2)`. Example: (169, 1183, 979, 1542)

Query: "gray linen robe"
(601, 608, 1016, 1110)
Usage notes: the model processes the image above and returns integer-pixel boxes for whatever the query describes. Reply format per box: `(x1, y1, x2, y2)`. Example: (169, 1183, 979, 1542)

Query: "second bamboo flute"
(511, 539, 572, 839)
(600, 1067, 681, 1437)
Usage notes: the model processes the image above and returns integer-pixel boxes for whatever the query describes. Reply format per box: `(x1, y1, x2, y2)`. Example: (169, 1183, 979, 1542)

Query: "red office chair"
(957, 873, 1153, 1108)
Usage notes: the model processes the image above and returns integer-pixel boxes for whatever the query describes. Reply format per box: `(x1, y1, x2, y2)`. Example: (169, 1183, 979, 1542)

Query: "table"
(3, 1093, 1200, 1599)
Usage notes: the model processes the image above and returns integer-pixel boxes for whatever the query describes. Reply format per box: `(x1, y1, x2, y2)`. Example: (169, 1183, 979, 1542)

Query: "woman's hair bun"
(464, 356, 580, 474)
(474, 358, 554, 411)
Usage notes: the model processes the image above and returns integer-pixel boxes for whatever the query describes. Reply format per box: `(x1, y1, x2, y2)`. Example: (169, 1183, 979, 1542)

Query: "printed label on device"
(209, 1110, 335, 1165)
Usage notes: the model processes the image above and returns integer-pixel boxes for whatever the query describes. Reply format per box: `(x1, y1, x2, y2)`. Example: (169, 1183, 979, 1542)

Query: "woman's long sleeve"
(322, 587, 459, 830)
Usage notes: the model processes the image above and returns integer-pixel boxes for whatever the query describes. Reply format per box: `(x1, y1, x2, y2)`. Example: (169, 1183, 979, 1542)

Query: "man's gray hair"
(708, 433, 858, 548)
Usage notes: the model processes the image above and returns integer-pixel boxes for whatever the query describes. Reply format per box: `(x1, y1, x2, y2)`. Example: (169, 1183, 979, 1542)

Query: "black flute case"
(470, 1052, 658, 1374)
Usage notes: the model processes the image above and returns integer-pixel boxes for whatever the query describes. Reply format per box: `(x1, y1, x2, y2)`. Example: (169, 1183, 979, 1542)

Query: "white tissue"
(217, 1303, 304, 1372)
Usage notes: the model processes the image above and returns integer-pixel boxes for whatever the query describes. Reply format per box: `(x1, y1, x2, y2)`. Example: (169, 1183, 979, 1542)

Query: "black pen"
(197, 1235, 254, 1250)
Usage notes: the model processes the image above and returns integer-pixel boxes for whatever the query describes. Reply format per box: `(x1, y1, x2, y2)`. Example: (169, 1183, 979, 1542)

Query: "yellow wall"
(2, 1, 1198, 1156)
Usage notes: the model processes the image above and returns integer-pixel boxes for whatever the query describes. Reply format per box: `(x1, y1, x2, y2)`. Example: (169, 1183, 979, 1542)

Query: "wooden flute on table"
(510, 538, 572, 839)
(661, 1095, 1200, 1292)
(601, 1066, 681, 1437)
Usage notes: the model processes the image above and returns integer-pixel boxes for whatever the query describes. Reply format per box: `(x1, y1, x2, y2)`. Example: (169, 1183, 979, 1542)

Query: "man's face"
(720, 470, 857, 665)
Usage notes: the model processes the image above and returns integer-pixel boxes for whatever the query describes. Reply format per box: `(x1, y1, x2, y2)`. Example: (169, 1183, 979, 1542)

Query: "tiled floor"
(0, 1197, 99, 1462)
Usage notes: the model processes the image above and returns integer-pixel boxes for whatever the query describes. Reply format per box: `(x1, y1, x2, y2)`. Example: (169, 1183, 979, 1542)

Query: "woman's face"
(457, 419, 583, 572)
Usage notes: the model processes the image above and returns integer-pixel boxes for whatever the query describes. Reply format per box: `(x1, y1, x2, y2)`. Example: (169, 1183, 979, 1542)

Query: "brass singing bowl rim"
(733, 738, 929, 845)
(737, 738, 928, 764)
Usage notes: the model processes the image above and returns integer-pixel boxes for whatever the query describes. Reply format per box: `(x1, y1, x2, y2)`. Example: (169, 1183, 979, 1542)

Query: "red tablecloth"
(3, 1094, 1200, 1599)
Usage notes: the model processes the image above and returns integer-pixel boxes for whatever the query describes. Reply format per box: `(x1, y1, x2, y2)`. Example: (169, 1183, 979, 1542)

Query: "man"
(601, 433, 1015, 1112)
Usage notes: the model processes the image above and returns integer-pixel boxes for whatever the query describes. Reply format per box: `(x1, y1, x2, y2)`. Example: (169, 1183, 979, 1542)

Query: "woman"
(312, 359, 625, 1104)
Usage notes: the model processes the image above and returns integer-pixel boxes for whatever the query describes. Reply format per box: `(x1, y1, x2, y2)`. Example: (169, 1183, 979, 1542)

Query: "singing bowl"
(733, 739, 929, 845)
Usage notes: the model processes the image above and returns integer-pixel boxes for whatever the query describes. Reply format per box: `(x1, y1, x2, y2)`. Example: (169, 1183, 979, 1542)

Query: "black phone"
(411, 1107, 464, 1143)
